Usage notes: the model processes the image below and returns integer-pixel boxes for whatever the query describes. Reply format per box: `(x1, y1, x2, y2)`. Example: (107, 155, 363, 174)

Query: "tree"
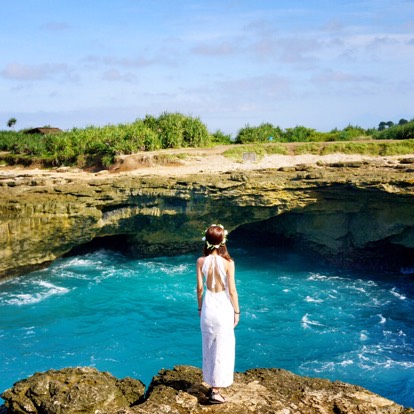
(378, 121, 396, 130)
(284, 125, 316, 142)
(398, 119, 408, 125)
(378, 121, 387, 131)
(7, 117, 17, 129)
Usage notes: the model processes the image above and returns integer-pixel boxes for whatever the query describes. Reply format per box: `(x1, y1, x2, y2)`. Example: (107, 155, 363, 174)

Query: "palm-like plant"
(7, 117, 17, 129)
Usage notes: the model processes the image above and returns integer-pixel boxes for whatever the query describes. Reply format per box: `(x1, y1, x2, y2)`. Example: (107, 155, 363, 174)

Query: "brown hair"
(203, 225, 232, 261)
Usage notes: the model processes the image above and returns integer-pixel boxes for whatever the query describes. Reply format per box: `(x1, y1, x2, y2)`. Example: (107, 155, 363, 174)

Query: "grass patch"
(321, 142, 382, 156)
(224, 140, 414, 161)
(319, 140, 414, 156)
(152, 153, 188, 164)
(293, 143, 323, 155)
(379, 139, 414, 156)
(223, 143, 288, 161)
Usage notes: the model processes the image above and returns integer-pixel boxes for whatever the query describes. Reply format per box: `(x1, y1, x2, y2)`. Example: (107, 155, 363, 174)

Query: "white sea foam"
(372, 297, 384, 306)
(160, 264, 189, 276)
(307, 273, 344, 282)
(378, 314, 386, 324)
(307, 273, 327, 281)
(301, 313, 324, 329)
(142, 261, 189, 276)
(390, 288, 406, 300)
(5, 281, 69, 306)
(350, 286, 367, 293)
(305, 296, 323, 303)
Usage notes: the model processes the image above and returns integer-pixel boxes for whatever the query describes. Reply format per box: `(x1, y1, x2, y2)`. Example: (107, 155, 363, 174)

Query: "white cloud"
(102, 69, 137, 83)
(40, 22, 71, 31)
(191, 41, 238, 56)
(0, 63, 70, 81)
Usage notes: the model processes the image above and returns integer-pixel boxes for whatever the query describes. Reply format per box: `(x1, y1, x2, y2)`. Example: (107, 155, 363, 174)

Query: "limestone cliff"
(1, 156, 414, 279)
(1, 366, 413, 413)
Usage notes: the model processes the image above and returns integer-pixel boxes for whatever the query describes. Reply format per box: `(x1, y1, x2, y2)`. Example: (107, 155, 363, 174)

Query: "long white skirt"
(200, 289, 235, 388)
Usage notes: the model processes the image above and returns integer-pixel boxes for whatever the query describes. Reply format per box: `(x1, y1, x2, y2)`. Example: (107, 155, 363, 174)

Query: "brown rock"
(1, 160, 414, 280)
(2, 366, 413, 414)
(1, 367, 145, 414)
(131, 366, 413, 414)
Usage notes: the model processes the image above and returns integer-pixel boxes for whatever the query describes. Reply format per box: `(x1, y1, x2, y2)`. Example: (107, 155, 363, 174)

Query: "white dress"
(200, 255, 235, 388)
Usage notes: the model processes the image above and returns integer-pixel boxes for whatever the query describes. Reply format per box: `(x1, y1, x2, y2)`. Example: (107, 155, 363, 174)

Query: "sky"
(1, 0, 413, 136)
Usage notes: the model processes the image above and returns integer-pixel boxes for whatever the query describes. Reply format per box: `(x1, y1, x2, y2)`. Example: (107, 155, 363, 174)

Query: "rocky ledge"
(1, 154, 414, 279)
(1, 366, 413, 414)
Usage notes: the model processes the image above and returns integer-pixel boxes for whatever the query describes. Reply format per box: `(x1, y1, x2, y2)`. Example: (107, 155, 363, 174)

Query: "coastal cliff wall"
(1, 158, 414, 279)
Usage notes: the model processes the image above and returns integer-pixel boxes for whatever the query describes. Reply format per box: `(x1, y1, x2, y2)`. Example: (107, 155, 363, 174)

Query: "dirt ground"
(0, 145, 408, 180)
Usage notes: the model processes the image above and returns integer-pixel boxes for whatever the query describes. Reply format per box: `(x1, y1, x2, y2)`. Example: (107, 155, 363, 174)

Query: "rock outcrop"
(1, 367, 145, 414)
(2, 365, 413, 413)
(1, 156, 414, 279)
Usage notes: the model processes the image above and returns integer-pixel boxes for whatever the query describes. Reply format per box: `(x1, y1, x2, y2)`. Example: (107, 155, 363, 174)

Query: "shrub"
(235, 123, 283, 144)
(223, 143, 287, 161)
(211, 130, 232, 145)
(294, 143, 323, 155)
(142, 112, 211, 149)
(182, 116, 210, 147)
(283, 125, 316, 142)
(373, 120, 414, 140)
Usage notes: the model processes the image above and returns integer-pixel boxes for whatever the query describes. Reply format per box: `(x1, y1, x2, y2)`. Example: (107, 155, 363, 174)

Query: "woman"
(196, 224, 240, 404)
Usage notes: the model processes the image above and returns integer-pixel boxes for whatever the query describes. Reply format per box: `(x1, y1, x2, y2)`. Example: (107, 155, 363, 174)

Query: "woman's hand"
(234, 312, 240, 327)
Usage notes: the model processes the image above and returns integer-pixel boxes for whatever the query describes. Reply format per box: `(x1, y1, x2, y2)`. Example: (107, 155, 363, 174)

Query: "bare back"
(202, 255, 228, 293)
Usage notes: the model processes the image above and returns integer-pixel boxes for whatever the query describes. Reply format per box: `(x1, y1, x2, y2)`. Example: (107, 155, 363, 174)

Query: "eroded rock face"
(1, 367, 145, 414)
(2, 366, 413, 414)
(1, 159, 414, 279)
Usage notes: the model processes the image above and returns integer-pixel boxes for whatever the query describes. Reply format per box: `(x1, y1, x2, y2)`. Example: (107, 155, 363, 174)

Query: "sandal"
(209, 390, 225, 404)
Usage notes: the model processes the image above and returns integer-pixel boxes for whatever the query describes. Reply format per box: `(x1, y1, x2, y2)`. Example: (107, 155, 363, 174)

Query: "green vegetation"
(235, 123, 374, 143)
(223, 143, 288, 161)
(0, 112, 211, 168)
(1, 113, 413, 169)
(373, 119, 414, 140)
(7, 117, 17, 129)
(235, 123, 283, 143)
(323, 140, 414, 156)
(222, 140, 414, 162)
(211, 130, 232, 145)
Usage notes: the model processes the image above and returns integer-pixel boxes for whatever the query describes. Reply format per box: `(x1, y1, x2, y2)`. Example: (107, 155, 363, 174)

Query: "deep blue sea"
(1, 245, 413, 408)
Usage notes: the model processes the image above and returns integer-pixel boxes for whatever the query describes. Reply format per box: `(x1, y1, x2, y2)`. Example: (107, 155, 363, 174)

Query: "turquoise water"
(1, 245, 413, 408)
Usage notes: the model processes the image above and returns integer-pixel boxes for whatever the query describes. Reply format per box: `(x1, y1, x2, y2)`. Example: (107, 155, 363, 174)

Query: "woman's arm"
(226, 260, 240, 327)
(196, 257, 204, 315)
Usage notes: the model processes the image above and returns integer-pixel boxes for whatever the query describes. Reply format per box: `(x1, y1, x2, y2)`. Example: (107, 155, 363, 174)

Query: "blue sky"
(1, 0, 413, 136)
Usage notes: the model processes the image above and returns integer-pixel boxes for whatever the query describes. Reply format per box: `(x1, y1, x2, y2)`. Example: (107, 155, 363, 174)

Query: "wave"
(390, 288, 406, 300)
(4, 281, 70, 306)
(300, 359, 355, 373)
(158, 263, 190, 276)
(305, 296, 323, 303)
(378, 314, 386, 324)
(301, 313, 324, 329)
(307, 273, 344, 282)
